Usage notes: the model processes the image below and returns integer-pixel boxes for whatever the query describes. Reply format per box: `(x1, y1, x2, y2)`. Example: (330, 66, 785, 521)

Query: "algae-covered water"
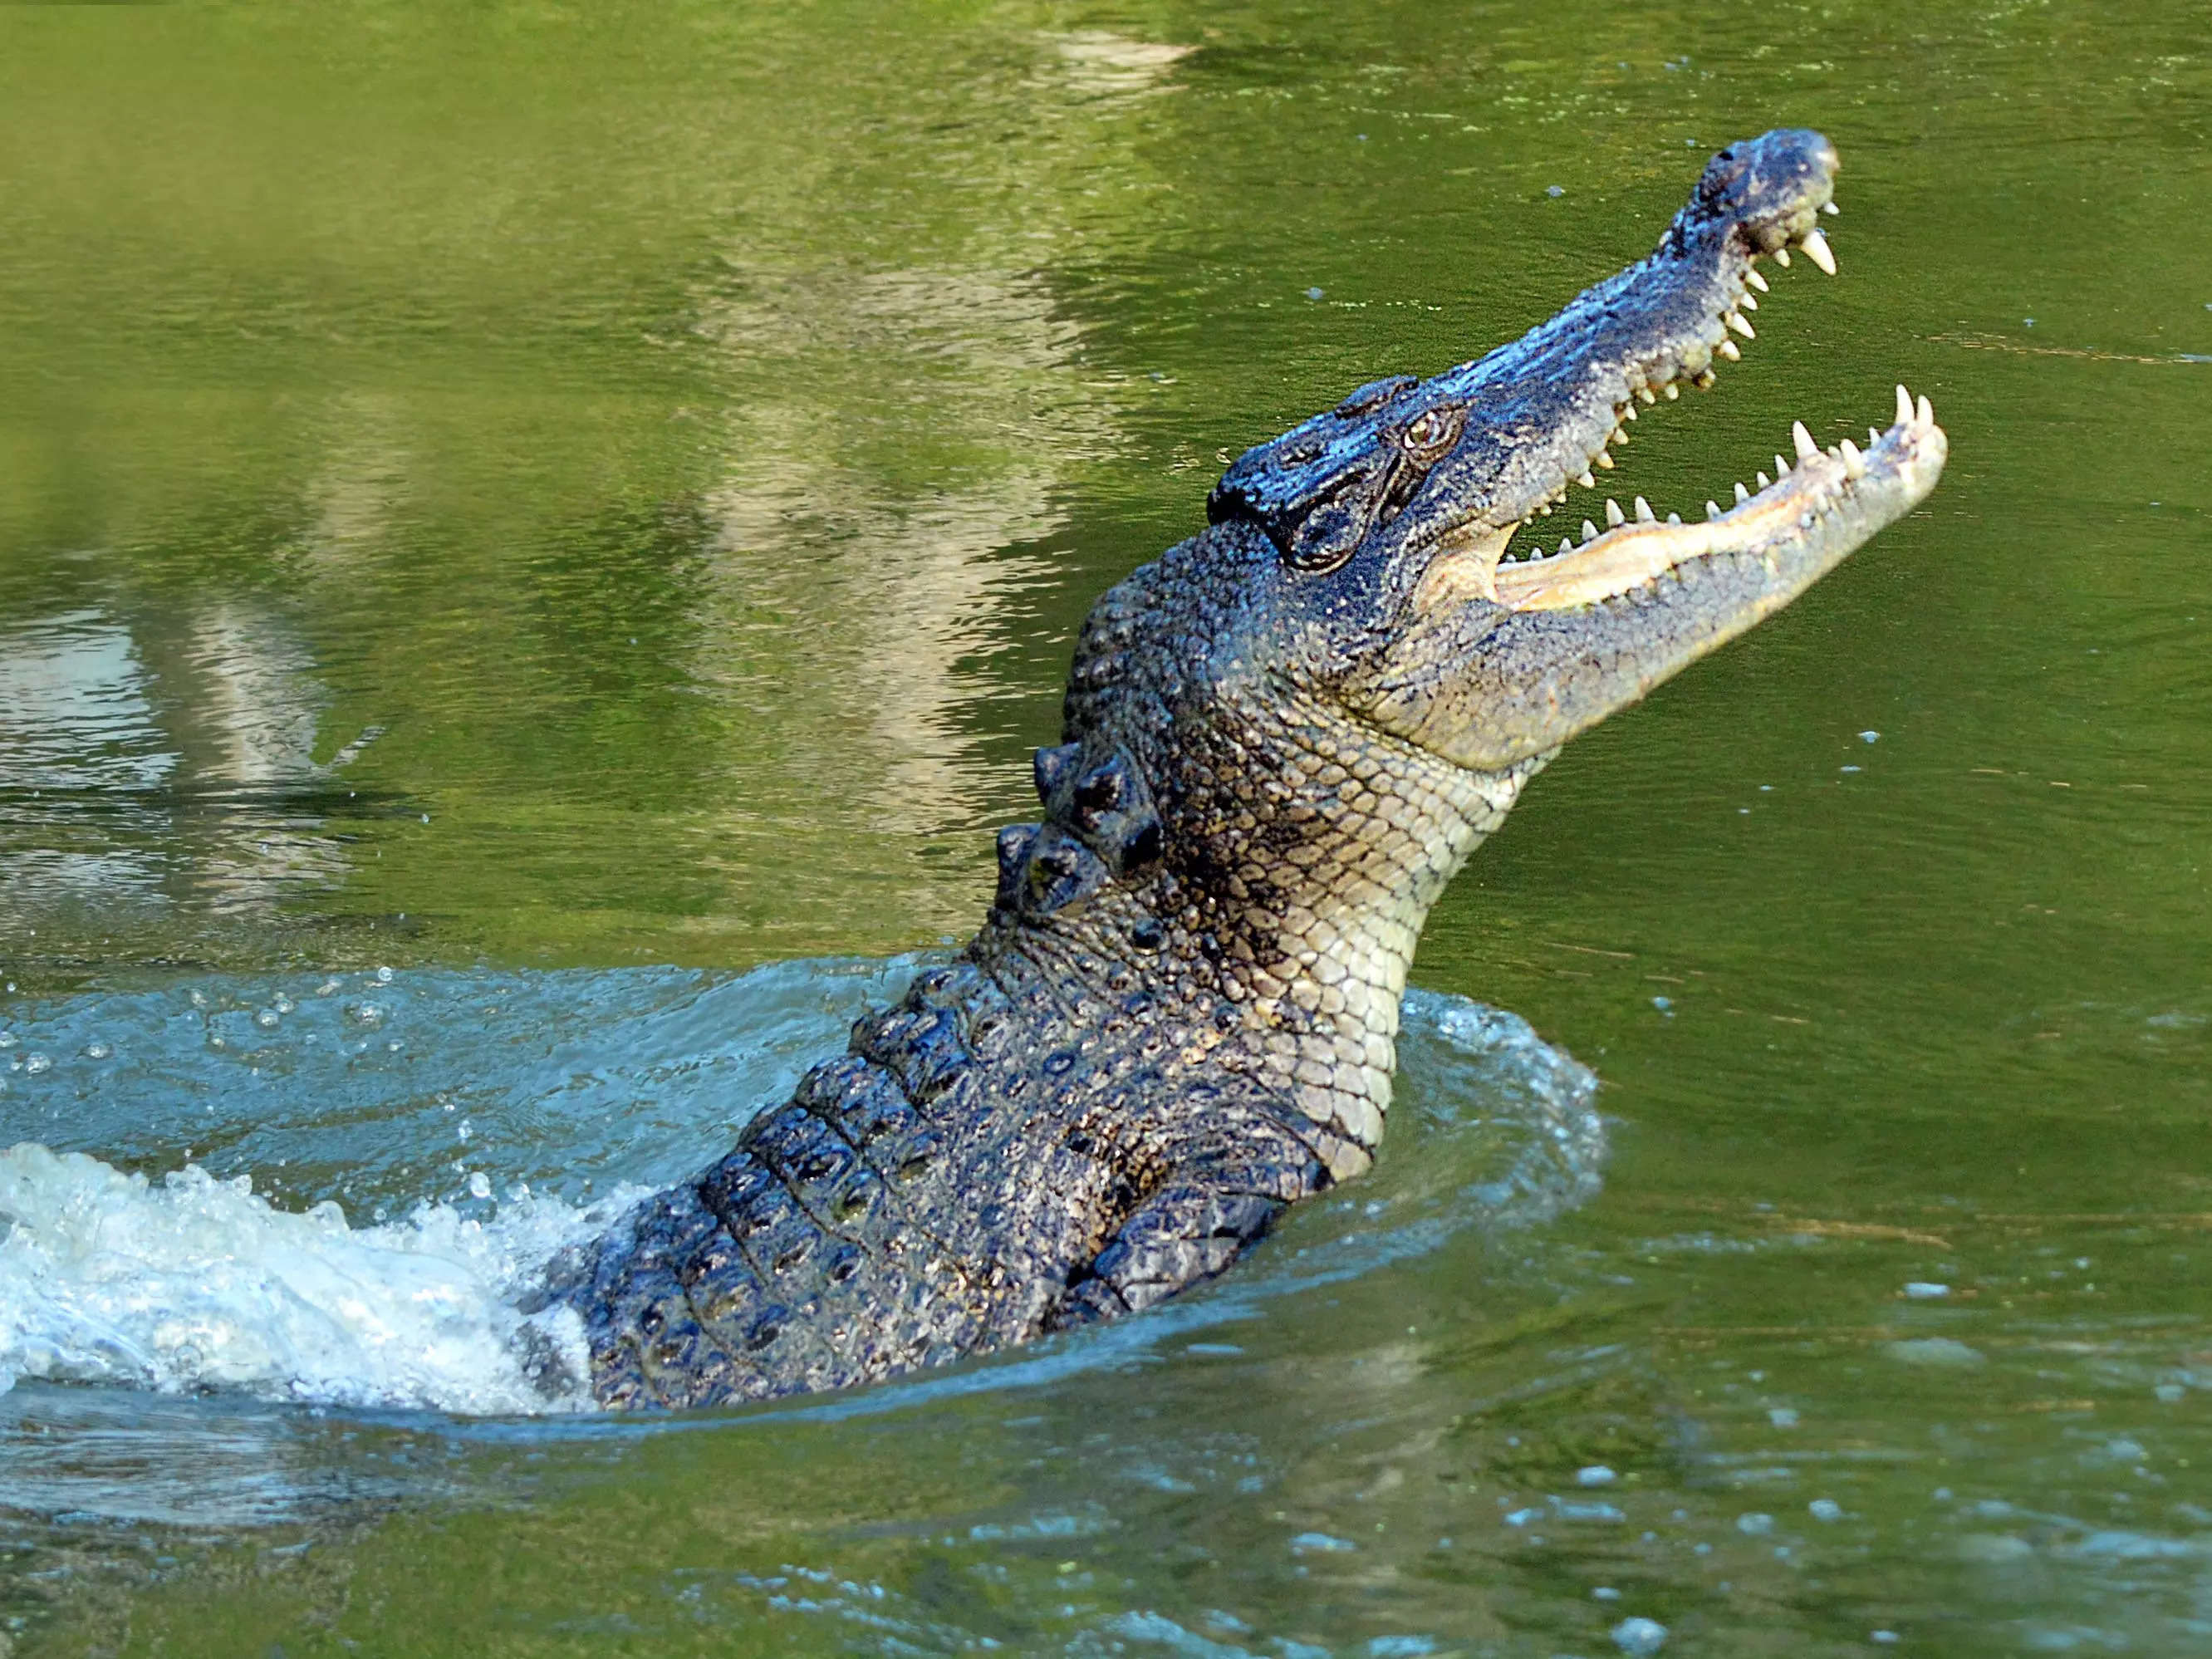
(2, 2, 2210, 1653)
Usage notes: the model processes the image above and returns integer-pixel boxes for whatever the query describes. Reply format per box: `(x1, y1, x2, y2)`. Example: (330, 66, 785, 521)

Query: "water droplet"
(375, 965, 394, 984)
(467, 1171, 492, 1200)
(24, 1053, 52, 1076)
(0, 1033, 16, 1049)
(273, 995, 295, 1014)
(85, 1042, 111, 1060)
(256, 1009, 282, 1029)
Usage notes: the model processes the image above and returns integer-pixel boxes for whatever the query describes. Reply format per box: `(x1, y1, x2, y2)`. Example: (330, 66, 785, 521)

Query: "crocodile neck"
(987, 622, 1552, 1180)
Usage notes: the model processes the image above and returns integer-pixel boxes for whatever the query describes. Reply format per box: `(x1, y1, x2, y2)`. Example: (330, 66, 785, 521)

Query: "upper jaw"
(1381, 127, 1852, 566)
(1386, 128, 1952, 621)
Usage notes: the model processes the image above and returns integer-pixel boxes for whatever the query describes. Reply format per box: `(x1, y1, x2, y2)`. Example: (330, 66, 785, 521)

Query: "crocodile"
(556, 129, 1947, 1409)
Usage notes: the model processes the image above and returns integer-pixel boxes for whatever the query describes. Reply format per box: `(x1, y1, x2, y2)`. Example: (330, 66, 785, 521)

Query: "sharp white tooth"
(1623, 403, 1639, 420)
(1774, 453, 1791, 476)
(1582, 519, 1600, 542)
(1664, 383, 1680, 400)
(1822, 200, 1840, 216)
(1728, 312, 1755, 338)
(1773, 247, 1792, 268)
(1793, 420, 1819, 460)
(1840, 439, 1866, 476)
(1717, 338, 1742, 361)
(1734, 481, 1750, 503)
(1577, 470, 1596, 488)
(1745, 267, 1770, 292)
(1869, 427, 1882, 445)
(1739, 292, 1758, 311)
(1634, 496, 1655, 522)
(1538, 503, 1552, 515)
(1916, 394, 1935, 425)
(1610, 426, 1627, 445)
(1757, 470, 1773, 489)
(1800, 227, 1837, 274)
(1636, 387, 1655, 405)
(1559, 537, 1574, 555)
(1896, 384, 1914, 425)
(1606, 498, 1626, 527)
(1595, 450, 1615, 469)
(1706, 499, 1723, 520)
(1666, 512, 1682, 526)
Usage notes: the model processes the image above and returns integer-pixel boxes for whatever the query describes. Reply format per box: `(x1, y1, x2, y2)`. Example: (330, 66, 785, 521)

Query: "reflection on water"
(0, 606, 364, 926)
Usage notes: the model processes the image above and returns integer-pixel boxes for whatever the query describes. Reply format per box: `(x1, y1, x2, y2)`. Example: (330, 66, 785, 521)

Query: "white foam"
(0, 1143, 638, 1414)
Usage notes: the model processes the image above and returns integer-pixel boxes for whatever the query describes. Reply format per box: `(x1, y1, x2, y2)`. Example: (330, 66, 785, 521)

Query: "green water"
(3, 0, 2210, 1652)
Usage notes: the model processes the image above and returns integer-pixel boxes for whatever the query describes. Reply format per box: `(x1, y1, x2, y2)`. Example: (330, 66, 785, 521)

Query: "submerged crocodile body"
(557, 130, 1947, 1409)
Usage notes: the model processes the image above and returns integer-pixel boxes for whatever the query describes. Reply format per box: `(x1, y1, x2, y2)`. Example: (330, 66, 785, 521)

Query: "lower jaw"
(1488, 385, 1945, 612)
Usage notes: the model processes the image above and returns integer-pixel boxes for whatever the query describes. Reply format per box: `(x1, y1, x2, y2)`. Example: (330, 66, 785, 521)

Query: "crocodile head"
(1031, 130, 1945, 1174)
(1196, 126, 1948, 772)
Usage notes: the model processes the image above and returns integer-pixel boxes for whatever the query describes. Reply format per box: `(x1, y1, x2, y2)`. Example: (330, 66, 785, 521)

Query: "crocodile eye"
(1400, 405, 1464, 461)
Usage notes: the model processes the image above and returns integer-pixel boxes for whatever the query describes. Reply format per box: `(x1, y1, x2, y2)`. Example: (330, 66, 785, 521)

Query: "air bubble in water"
(467, 1171, 493, 1200)
(256, 1010, 282, 1029)
(273, 994, 295, 1014)
(0, 1033, 15, 1049)
(24, 1053, 52, 1076)
(86, 1043, 111, 1060)
(316, 979, 342, 997)
(355, 1004, 382, 1026)
(375, 965, 394, 984)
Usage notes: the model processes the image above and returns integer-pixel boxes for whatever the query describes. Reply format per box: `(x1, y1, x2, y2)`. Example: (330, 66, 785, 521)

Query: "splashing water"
(0, 962, 1602, 1416)
(0, 1145, 626, 1411)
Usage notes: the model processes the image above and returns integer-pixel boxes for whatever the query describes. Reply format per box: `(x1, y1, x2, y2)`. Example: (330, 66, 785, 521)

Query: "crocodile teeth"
(1773, 248, 1793, 268)
(1734, 481, 1750, 503)
(1793, 420, 1819, 460)
(1757, 470, 1773, 489)
(1774, 452, 1791, 476)
(1822, 200, 1841, 216)
(1666, 512, 1681, 526)
(1745, 268, 1770, 292)
(1916, 394, 1935, 425)
(1840, 439, 1866, 477)
(1739, 292, 1758, 312)
(1559, 537, 1574, 555)
(1636, 387, 1655, 405)
(1728, 312, 1756, 338)
(1800, 227, 1837, 275)
(1622, 403, 1638, 420)
(1582, 519, 1600, 542)
(1706, 499, 1723, 520)
(1717, 338, 1742, 361)
(1606, 498, 1626, 527)
(1595, 450, 1615, 469)
(1634, 496, 1655, 522)
(1664, 383, 1680, 400)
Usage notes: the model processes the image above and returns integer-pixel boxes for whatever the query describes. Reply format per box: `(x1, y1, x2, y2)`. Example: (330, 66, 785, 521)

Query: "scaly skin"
(557, 130, 1948, 1408)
